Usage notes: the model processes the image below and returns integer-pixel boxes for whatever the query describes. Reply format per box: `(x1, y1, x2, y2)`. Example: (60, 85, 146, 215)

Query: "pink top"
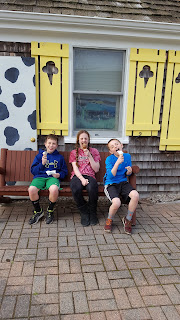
(69, 147, 101, 180)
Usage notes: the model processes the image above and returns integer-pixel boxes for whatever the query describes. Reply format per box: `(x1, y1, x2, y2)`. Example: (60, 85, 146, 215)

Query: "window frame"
(64, 45, 130, 144)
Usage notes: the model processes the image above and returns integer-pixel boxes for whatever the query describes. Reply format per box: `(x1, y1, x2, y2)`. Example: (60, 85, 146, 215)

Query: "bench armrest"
(129, 165, 140, 190)
(0, 167, 5, 175)
(132, 165, 140, 174)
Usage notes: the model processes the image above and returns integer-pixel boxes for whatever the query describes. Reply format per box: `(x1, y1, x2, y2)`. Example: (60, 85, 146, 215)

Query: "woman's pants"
(70, 175, 98, 208)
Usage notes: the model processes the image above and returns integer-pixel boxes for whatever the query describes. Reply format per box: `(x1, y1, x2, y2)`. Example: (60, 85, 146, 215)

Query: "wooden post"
(0, 148, 11, 203)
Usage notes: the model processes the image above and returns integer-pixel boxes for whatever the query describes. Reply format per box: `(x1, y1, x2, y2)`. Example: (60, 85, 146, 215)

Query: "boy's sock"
(126, 210, 133, 221)
(48, 201, 56, 211)
(32, 200, 41, 212)
(108, 213, 114, 220)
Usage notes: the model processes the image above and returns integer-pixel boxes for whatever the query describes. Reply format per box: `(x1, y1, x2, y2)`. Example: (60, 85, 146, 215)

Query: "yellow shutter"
(31, 42, 69, 135)
(126, 48, 166, 136)
(160, 50, 180, 151)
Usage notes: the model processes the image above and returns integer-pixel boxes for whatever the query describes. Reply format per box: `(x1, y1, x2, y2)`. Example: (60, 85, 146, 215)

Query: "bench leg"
(132, 210, 136, 226)
(0, 196, 12, 203)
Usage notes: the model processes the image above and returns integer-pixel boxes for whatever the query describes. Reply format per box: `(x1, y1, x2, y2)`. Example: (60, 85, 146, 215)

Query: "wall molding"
(0, 10, 180, 43)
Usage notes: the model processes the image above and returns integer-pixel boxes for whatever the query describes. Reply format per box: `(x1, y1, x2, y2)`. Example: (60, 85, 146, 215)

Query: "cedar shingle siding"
(1, 0, 180, 23)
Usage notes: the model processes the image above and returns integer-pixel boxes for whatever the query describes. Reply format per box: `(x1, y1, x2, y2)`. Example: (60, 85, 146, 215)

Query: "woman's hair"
(75, 130, 90, 166)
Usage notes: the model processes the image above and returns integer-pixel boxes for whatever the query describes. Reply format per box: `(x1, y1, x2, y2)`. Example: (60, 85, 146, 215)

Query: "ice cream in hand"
(82, 144, 88, 151)
(117, 150, 123, 155)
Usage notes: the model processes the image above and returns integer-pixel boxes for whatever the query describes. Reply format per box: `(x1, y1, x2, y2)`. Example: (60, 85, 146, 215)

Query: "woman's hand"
(81, 177, 89, 186)
(83, 148, 90, 158)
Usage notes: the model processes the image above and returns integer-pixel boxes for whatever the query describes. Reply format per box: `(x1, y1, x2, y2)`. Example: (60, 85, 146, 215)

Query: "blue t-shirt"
(104, 153, 132, 185)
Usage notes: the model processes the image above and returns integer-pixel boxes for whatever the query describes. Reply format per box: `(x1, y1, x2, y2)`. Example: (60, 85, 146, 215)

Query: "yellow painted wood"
(168, 50, 180, 63)
(62, 56, 69, 136)
(126, 48, 166, 136)
(160, 139, 180, 145)
(160, 50, 180, 150)
(126, 124, 160, 130)
(38, 123, 68, 130)
(130, 48, 166, 63)
(31, 42, 69, 58)
(126, 60, 137, 136)
(134, 61, 156, 136)
(31, 42, 69, 136)
(40, 55, 61, 135)
(33, 54, 40, 135)
(152, 61, 165, 135)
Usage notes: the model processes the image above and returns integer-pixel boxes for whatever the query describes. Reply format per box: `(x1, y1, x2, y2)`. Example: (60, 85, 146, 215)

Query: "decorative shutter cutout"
(160, 50, 180, 151)
(31, 42, 69, 136)
(126, 48, 166, 136)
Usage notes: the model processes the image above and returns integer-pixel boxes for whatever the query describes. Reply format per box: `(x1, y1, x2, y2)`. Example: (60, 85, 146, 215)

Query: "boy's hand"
(117, 154, 124, 164)
(125, 166, 132, 175)
(52, 173, 60, 179)
(42, 153, 47, 165)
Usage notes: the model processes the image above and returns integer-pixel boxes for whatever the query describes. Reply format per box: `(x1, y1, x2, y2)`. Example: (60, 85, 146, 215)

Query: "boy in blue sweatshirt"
(28, 134, 68, 225)
(104, 139, 139, 234)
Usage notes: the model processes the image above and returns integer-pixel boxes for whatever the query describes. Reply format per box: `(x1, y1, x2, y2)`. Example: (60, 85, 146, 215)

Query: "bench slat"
(0, 148, 139, 193)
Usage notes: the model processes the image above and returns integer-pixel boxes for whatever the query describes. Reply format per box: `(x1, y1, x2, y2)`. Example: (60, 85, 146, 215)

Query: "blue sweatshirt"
(31, 149, 68, 181)
(104, 153, 132, 185)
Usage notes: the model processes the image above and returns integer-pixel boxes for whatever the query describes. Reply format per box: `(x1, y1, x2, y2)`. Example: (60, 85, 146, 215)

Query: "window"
(73, 48, 125, 139)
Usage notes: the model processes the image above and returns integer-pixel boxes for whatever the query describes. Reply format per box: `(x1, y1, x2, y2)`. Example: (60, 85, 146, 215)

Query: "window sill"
(64, 136, 129, 144)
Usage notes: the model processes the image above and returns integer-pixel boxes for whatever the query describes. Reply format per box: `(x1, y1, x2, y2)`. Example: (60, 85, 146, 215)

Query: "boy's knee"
(28, 186, 38, 195)
(112, 198, 121, 209)
(130, 190, 139, 201)
(49, 185, 59, 194)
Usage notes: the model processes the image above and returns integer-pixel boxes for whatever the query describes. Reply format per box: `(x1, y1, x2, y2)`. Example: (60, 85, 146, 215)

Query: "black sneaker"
(45, 209, 54, 224)
(29, 209, 44, 225)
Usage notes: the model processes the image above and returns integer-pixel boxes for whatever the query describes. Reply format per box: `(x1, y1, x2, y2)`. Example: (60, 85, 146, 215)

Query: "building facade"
(0, 1, 180, 197)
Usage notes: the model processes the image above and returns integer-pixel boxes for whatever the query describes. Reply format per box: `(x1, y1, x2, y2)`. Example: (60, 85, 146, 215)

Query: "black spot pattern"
(28, 110, 36, 130)
(0, 102, 9, 120)
(5, 67, 19, 83)
(13, 93, 26, 108)
(0, 86, 2, 94)
(24, 148, 33, 151)
(21, 57, 35, 67)
(33, 75, 35, 87)
(4, 126, 20, 146)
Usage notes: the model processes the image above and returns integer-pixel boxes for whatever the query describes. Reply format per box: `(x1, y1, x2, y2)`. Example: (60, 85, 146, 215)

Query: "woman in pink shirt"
(69, 130, 101, 226)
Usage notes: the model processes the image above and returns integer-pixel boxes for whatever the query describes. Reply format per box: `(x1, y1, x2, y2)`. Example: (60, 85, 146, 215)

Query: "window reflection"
(74, 94, 119, 130)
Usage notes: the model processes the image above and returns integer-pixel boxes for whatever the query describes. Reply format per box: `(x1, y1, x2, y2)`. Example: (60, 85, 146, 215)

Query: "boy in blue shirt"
(104, 139, 139, 234)
(28, 134, 68, 225)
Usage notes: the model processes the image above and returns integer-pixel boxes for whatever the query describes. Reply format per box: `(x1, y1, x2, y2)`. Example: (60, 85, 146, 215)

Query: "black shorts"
(104, 181, 134, 204)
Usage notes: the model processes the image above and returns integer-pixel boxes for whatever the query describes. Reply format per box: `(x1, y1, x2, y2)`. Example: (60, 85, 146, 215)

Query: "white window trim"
(64, 45, 130, 144)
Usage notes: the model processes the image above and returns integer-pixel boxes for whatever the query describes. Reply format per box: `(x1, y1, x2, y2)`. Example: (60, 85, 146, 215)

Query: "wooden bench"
(0, 148, 140, 224)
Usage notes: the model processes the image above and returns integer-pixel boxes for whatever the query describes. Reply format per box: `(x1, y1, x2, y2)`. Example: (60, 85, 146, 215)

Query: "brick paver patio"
(0, 198, 180, 320)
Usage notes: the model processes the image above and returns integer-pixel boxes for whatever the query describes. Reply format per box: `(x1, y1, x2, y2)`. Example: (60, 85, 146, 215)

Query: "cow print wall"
(0, 57, 37, 151)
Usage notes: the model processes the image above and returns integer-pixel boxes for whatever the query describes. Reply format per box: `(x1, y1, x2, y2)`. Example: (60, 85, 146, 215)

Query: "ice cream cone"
(82, 144, 88, 151)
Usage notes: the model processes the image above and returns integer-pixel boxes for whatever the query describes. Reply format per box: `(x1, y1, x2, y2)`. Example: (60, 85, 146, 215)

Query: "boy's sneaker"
(122, 217, 132, 235)
(104, 218, 113, 232)
(45, 208, 54, 224)
(29, 209, 44, 225)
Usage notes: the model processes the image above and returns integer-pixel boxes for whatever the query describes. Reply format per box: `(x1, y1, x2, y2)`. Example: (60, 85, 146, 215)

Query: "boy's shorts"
(30, 177, 60, 190)
(104, 181, 134, 204)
